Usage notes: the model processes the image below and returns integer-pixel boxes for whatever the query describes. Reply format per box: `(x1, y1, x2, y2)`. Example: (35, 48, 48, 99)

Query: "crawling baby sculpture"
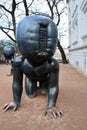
(3, 15, 63, 118)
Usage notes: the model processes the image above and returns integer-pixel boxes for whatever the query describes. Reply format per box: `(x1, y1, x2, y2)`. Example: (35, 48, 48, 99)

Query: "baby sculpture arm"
(44, 59, 63, 118)
(3, 56, 23, 111)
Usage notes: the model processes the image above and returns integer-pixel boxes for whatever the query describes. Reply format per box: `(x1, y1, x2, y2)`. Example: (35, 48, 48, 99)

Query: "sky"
(0, 30, 7, 40)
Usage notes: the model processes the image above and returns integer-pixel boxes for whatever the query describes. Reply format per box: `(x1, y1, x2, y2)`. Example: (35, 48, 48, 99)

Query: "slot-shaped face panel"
(16, 15, 58, 63)
(39, 23, 47, 50)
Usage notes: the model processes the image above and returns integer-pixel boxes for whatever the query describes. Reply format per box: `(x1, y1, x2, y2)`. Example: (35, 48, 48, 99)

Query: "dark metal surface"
(3, 15, 62, 117)
(3, 45, 15, 60)
(3, 45, 15, 75)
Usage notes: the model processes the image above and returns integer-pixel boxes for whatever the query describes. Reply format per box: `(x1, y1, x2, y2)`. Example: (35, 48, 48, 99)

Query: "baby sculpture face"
(16, 15, 58, 64)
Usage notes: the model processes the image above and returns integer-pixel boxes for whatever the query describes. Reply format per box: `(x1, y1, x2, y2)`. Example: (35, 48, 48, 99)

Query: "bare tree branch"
(55, 4, 60, 26)
(28, 0, 34, 8)
(0, 26, 13, 31)
(0, 4, 11, 14)
(46, 0, 55, 19)
(31, 11, 51, 18)
(60, 7, 67, 15)
(0, 27, 16, 43)
(11, 0, 16, 36)
(23, 0, 29, 15)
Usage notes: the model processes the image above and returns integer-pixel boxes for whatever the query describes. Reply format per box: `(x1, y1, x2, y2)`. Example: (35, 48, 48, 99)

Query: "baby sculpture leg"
(40, 80, 48, 95)
(25, 77, 38, 97)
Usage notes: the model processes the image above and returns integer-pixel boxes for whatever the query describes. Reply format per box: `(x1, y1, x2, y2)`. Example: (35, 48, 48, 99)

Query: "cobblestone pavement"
(0, 63, 87, 130)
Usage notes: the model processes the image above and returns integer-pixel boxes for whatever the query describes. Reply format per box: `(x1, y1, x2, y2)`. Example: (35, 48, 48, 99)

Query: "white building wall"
(69, 49, 87, 75)
(68, 0, 87, 77)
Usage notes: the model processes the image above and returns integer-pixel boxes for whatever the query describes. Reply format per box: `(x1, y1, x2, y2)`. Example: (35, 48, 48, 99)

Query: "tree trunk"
(57, 39, 68, 64)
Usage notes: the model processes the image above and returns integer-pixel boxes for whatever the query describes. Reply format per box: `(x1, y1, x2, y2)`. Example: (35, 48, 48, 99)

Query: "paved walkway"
(0, 63, 87, 130)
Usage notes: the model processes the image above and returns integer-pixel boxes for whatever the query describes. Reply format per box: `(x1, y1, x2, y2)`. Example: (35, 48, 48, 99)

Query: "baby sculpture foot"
(3, 102, 19, 112)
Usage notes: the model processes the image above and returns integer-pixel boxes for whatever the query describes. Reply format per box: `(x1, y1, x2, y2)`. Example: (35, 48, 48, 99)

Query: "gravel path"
(0, 63, 87, 130)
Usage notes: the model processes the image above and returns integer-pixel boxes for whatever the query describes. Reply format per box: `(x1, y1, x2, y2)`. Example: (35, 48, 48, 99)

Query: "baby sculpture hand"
(3, 102, 19, 111)
(45, 107, 63, 118)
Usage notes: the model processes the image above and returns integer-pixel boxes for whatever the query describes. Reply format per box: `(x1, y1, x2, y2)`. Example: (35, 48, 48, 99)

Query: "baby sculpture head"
(3, 45, 15, 59)
(16, 15, 58, 64)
